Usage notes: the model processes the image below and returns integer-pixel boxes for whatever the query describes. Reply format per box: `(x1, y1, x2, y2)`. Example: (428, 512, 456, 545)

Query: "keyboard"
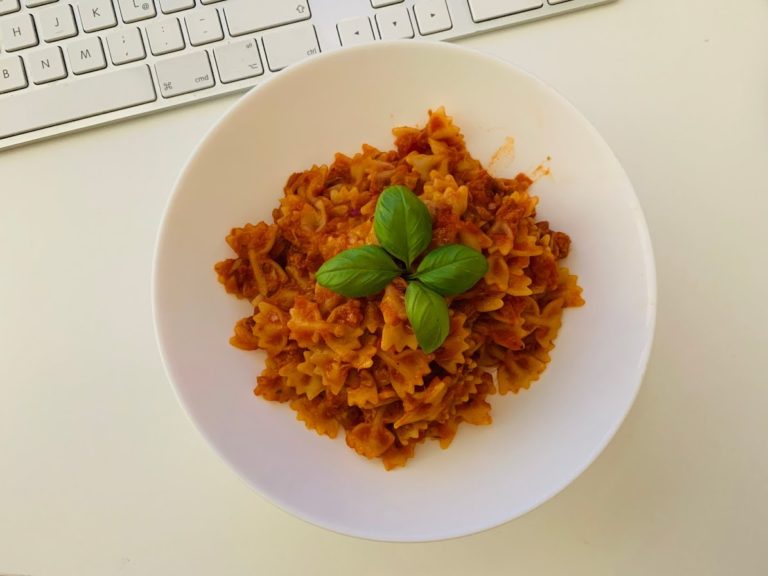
(0, 0, 615, 150)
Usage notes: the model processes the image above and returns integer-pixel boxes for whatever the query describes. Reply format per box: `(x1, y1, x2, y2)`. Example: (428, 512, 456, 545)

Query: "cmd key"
(155, 50, 215, 98)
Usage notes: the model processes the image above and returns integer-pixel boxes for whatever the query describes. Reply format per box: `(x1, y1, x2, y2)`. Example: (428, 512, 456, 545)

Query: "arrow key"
(214, 38, 264, 83)
(375, 5, 413, 40)
(337, 16, 374, 46)
(414, 0, 452, 35)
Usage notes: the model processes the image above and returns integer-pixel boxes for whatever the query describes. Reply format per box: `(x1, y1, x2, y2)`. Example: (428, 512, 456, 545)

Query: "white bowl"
(153, 41, 656, 542)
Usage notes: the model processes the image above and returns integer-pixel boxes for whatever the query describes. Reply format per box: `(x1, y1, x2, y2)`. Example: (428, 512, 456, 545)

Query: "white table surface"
(2, 0, 767, 574)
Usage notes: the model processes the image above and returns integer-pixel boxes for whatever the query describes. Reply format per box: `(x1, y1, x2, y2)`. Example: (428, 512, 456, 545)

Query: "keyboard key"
(67, 36, 107, 74)
(371, 0, 402, 6)
(39, 4, 78, 42)
(155, 50, 214, 98)
(0, 0, 21, 16)
(262, 23, 318, 72)
(25, 0, 57, 7)
(0, 55, 27, 94)
(146, 17, 184, 55)
(213, 38, 263, 83)
(375, 5, 413, 40)
(117, 0, 156, 23)
(106, 26, 145, 64)
(0, 65, 156, 139)
(200, 0, 225, 3)
(467, 0, 543, 22)
(224, 0, 310, 37)
(185, 7, 223, 46)
(414, 0, 452, 35)
(337, 16, 374, 47)
(78, 0, 118, 32)
(159, 0, 194, 13)
(548, 0, 573, 3)
(1, 13, 39, 52)
(27, 45, 67, 84)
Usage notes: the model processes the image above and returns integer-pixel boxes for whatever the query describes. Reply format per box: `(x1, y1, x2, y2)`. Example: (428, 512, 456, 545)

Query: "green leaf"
(316, 246, 402, 298)
(374, 185, 433, 268)
(412, 244, 489, 296)
(405, 281, 450, 354)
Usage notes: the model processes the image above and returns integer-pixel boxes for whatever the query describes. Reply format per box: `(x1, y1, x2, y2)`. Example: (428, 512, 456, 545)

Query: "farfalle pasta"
(215, 108, 584, 469)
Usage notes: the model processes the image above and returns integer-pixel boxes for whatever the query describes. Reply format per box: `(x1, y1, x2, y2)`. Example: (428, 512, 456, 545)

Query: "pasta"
(215, 108, 584, 469)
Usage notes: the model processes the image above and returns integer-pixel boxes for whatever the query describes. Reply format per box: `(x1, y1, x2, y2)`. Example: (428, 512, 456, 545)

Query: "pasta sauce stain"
(531, 159, 552, 182)
(489, 138, 552, 183)
(488, 137, 516, 175)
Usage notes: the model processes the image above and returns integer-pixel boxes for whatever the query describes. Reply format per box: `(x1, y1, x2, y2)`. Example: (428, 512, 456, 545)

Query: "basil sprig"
(315, 246, 402, 298)
(411, 244, 489, 296)
(316, 185, 488, 353)
(374, 185, 432, 268)
(405, 281, 450, 354)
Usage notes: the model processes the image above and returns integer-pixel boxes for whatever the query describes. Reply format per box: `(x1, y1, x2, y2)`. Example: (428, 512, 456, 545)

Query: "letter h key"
(0, 13, 38, 51)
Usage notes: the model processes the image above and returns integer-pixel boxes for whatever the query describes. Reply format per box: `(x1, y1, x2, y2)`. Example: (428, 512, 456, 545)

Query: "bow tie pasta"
(215, 108, 584, 469)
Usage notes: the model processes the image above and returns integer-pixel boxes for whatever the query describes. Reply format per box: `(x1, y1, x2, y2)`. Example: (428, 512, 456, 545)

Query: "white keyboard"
(0, 0, 615, 150)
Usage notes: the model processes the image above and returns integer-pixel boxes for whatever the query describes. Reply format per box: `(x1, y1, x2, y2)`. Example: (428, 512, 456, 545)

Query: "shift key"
(155, 51, 215, 98)
(224, 0, 311, 36)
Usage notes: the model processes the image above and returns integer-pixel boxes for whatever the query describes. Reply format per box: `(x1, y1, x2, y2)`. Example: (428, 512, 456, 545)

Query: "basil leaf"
(374, 185, 433, 268)
(405, 281, 450, 354)
(316, 246, 401, 298)
(412, 244, 489, 296)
